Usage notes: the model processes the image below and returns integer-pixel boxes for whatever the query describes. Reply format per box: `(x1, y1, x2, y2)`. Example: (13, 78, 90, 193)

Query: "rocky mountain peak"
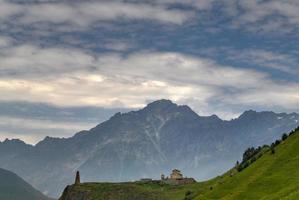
(143, 99, 177, 111)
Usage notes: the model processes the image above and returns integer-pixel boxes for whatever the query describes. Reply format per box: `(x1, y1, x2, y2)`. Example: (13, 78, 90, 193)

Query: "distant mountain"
(0, 99, 299, 198)
(0, 168, 52, 200)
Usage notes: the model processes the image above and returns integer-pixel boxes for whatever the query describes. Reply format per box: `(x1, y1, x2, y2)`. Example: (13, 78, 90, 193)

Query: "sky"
(0, 0, 298, 144)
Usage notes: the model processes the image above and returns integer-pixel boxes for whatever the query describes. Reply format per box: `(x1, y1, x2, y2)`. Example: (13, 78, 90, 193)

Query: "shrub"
(184, 191, 194, 200)
(282, 133, 288, 141)
(251, 156, 257, 163)
(271, 147, 275, 154)
(275, 140, 281, 146)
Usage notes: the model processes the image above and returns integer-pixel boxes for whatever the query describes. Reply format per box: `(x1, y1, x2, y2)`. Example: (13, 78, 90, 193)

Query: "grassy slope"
(195, 129, 299, 200)
(60, 129, 299, 200)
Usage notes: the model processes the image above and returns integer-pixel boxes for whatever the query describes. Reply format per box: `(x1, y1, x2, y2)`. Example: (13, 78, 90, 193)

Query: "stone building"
(162, 169, 196, 185)
(170, 169, 183, 180)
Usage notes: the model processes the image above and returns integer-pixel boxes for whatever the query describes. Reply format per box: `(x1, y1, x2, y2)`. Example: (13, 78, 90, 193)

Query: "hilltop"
(59, 127, 299, 200)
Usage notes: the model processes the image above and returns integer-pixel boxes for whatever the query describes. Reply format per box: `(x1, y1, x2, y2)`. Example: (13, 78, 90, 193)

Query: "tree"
(282, 133, 288, 141)
(184, 191, 193, 200)
(275, 140, 281, 146)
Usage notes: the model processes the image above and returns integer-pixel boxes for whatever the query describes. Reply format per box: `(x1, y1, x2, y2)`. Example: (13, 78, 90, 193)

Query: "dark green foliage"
(235, 161, 239, 167)
(271, 147, 275, 154)
(184, 190, 195, 200)
(237, 128, 299, 172)
(242, 147, 258, 162)
(237, 160, 250, 172)
(282, 133, 288, 141)
(275, 140, 281, 146)
(251, 156, 257, 163)
(289, 127, 299, 136)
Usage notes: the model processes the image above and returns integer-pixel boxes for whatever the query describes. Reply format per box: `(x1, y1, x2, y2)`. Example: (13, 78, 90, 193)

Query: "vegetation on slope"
(195, 127, 299, 200)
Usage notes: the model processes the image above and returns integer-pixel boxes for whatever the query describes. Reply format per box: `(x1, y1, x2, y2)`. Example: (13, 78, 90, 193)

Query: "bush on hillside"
(282, 133, 288, 141)
(275, 140, 281, 146)
(290, 126, 299, 136)
(184, 190, 194, 200)
(242, 147, 258, 162)
(236, 127, 299, 172)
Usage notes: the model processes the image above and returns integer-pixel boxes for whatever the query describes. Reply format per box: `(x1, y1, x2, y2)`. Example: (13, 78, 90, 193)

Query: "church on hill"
(161, 169, 196, 185)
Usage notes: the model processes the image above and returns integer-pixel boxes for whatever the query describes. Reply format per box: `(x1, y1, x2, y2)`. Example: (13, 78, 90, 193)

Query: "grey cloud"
(0, 101, 130, 123)
(0, 101, 130, 144)
(226, 49, 299, 73)
(0, 44, 96, 78)
(0, 116, 94, 144)
(0, 0, 193, 27)
(228, 0, 299, 33)
(0, 41, 298, 121)
(0, 36, 13, 48)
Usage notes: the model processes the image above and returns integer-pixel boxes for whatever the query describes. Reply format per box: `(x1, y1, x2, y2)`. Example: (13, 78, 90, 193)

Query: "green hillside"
(195, 127, 299, 200)
(60, 128, 299, 200)
(0, 168, 53, 200)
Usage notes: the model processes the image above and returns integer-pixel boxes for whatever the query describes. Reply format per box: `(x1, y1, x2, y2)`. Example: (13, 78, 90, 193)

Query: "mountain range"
(0, 99, 299, 198)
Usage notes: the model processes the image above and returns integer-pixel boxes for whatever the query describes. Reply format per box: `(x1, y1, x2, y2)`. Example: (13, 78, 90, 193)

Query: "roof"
(172, 169, 181, 172)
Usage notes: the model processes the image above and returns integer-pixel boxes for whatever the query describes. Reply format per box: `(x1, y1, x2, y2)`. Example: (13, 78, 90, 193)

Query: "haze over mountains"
(0, 168, 52, 200)
(0, 99, 299, 198)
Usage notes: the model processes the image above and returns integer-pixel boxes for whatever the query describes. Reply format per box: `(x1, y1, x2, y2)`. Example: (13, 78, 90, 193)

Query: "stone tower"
(75, 171, 80, 185)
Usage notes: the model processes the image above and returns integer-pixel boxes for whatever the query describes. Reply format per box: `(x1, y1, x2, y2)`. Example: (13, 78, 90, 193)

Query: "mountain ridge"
(0, 99, 299, 198)
(3, 99, 298, 146)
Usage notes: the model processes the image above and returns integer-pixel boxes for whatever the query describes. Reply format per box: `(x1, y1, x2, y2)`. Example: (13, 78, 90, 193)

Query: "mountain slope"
(0, 168, 52, 200)
(1, 100, 299, 197)
(195, 127, 299, 200)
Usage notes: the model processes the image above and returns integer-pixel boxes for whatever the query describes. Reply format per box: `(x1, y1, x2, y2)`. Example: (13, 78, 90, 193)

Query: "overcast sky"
(0, 0, 298, 144)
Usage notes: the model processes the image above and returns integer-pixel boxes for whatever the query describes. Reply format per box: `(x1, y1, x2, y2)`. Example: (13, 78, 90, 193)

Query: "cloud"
(0, 35, 12, 48)
(0, 0, 298, 145)
(0, 41, 298, 119)
(0, 116, 95, 144)
(0, 101, 129, 123)
(226, 49, 298, 73)
(0, 101, 130, 144)
(227, 0, 299, 33)
(0, 44, 96, 78)
(149, 0, 215, 10)
(0, 0, 193, 27)
(102, 40, 136, 52)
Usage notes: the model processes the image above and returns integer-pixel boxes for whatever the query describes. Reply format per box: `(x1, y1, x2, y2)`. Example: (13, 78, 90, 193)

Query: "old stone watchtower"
(75, 171, 80, 185)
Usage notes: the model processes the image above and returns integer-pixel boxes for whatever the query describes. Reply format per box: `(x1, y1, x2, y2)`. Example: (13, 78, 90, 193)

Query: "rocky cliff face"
(1, 99, 299, 198)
